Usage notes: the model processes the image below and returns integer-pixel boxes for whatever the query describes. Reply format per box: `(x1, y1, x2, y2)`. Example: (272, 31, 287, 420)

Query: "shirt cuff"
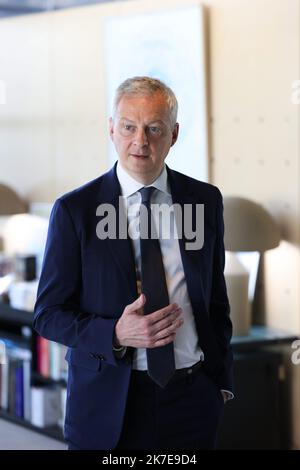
(113, 344, 125, 351)
(112, 345, 127, 358)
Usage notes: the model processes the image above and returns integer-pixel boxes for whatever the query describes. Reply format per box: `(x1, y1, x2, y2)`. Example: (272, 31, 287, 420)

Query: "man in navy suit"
(34, 76, 233, 450)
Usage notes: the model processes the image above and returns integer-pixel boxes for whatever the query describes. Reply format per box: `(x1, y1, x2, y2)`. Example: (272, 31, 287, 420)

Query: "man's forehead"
(116, 94, 170, 122)
(118, 93, 167, 109)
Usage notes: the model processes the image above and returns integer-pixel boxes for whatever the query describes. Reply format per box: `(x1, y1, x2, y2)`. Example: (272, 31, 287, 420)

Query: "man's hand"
(114, 293, 184, 349)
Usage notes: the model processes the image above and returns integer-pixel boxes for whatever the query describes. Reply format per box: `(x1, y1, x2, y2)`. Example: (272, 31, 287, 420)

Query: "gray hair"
(112, 76, 178, 127)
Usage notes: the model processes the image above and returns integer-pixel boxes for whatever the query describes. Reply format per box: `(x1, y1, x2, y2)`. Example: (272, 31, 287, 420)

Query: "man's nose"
(133, 127, 148, 146)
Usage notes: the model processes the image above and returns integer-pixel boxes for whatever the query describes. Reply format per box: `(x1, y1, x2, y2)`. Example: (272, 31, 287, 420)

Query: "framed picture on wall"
(104, 4, 208, 182)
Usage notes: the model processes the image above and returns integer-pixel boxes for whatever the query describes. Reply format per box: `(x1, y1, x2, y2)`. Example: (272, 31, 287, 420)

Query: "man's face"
(109, 92, 179, 184)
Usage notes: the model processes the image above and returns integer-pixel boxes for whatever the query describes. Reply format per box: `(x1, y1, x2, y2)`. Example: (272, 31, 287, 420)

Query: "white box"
(31, 386, 61, 428)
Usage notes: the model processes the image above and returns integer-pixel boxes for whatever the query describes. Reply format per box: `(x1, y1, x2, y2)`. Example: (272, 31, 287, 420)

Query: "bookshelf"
(0, 301, 66, 442)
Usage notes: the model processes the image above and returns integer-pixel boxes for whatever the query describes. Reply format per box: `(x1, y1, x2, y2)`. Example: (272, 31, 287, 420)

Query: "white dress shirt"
(116, 161, 204, 370)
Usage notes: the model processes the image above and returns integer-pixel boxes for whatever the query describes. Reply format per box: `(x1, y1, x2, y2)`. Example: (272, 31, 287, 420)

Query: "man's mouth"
(131, 154, 149, 159)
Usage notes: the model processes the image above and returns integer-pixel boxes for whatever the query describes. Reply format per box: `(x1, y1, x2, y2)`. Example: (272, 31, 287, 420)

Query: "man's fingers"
(147, 332, 177, 349)
(126, 296, 181, 323)
(151, 314, 184, 337)
(149, 303, 182, 324)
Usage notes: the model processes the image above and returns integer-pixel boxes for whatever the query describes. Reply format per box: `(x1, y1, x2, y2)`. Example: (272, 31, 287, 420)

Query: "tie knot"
(139, 186, 156, 205)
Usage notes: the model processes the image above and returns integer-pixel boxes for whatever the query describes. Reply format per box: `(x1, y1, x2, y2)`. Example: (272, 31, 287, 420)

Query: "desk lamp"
(223, 196, 281, 335)
(0, 183, 28, 251)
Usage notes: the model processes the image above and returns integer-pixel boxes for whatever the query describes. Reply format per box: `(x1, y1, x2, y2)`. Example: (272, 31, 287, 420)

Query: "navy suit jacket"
(33, 163, 233, 449)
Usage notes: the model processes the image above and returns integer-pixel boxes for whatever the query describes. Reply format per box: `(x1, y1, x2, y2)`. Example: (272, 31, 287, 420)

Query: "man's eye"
(124, 124, 135, 131)
(149, 127, 161, 134)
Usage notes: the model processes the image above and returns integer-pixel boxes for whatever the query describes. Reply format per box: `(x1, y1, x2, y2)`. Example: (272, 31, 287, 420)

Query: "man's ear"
(171, 123, 179, 147)
(109, 117, 114, 141)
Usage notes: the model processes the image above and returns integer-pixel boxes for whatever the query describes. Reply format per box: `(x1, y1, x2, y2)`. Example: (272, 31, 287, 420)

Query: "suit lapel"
(167, 166, 207, 310)
(98, 163, 138, 301)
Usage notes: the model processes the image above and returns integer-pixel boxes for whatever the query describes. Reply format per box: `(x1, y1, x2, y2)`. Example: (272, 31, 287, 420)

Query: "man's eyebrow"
(147, 120, 165, 125)
(119, 117, 167, 126)
(119, 117, 135, 123)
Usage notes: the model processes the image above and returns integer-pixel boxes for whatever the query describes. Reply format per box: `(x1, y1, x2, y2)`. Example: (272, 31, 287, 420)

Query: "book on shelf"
(36, 336, 68, 382)
(31, 385, 62, 428)
(0, 333, 67, 432)
(0, 339, 31, 421)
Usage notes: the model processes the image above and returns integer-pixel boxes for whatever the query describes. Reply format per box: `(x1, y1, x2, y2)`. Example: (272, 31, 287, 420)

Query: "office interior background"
(0, 0, 299, 450)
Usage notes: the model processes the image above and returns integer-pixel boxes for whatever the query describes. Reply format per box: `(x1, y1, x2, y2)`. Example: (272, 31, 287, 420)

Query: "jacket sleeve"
(209, 189, 234, 391)
(33, 198, 120, 367)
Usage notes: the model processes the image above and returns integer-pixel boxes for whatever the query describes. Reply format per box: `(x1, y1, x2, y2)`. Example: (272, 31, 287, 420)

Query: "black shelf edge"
(232, 325, 299, 351)
(32, 371, 67, 386)
(0, 409, 65, 443)
(0, 329, 32, 347)
(0, 303, 33, 326)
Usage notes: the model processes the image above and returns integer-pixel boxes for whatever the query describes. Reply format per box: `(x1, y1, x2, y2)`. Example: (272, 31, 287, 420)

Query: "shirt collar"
(116, 161, 170, 198)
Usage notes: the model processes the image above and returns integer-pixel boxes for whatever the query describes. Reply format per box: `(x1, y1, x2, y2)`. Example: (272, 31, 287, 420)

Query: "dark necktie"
(138, 186, 175, 388)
